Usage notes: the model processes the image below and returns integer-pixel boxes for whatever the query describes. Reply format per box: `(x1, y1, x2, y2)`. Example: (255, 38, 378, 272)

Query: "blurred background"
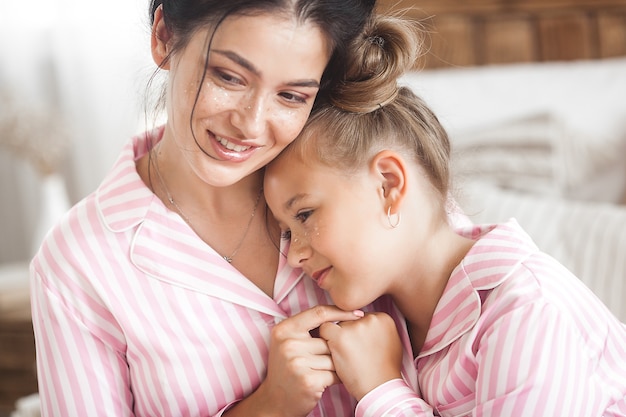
(0, 0, 152, 266)
(0, 1, 152, 413)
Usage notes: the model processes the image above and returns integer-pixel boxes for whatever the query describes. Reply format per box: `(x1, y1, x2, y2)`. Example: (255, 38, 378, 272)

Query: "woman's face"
(160, 13, 331, 186)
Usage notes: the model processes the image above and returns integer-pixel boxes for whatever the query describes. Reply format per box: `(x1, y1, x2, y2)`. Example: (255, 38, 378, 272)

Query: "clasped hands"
(262, 305, 404, 416)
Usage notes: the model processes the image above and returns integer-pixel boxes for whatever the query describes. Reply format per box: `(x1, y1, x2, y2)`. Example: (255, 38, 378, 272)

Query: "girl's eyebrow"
(285, 193, 307, 211)
(213, 49, 321, 88)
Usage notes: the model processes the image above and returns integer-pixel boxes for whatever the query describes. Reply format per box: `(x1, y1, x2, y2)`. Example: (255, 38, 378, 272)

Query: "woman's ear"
(370, 150, 408, 214)
(151, 5, 172, 70)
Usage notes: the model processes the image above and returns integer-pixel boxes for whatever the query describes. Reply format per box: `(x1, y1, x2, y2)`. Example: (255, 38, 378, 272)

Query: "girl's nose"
(286, 236, 311, 268)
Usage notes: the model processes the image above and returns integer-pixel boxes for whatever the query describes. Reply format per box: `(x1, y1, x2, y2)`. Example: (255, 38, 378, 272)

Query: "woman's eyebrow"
(213, 49, 320, 88)
(213, 49, 260, 75)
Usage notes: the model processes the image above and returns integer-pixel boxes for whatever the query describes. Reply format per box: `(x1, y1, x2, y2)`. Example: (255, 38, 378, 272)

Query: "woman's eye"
(280, 230, 292, 241)
(212, 69, 244, 86)
(279, 91, 307, 104)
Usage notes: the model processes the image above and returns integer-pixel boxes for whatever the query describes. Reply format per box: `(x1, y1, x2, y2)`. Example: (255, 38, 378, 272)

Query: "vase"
(31, 173, 71, 256)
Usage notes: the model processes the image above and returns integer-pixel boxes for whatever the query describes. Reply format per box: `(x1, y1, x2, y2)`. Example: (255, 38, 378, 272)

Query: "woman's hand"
(319, 312, 403, 401)
(251, 305, 364, 417)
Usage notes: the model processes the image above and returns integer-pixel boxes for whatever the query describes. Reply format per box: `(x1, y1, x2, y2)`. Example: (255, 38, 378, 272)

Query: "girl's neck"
(392, 226, 476, 356)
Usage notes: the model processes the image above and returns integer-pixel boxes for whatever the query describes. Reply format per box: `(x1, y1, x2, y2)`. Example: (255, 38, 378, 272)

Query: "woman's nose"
(286, 236, 311, 268)
(234, 95, 268, 138)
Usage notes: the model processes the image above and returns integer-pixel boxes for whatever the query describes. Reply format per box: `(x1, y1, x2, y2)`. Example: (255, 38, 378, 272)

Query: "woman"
(29, 1, 388, 416)
(264, 14, 626, 417)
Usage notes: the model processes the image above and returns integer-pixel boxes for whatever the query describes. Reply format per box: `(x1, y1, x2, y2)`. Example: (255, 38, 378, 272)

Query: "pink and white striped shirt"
(30, 129, 416, 416)
(356, 220, 626, 417)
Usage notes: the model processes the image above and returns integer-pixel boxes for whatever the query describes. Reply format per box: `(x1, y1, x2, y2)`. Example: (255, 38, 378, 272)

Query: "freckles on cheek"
(275, 110, 310, 144)
(202, 84, 232, 112)
(303, 225, 323, 245)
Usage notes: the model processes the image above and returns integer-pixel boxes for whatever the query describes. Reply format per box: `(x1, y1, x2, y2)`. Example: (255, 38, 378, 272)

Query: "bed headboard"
(377, 0, 626, 68)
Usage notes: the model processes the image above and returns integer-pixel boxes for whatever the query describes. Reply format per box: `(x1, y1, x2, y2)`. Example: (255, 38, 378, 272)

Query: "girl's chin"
(334, 298, 366, 313)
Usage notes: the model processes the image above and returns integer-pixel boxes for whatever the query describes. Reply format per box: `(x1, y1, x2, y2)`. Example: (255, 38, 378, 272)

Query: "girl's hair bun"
(331, 14, 423, 113)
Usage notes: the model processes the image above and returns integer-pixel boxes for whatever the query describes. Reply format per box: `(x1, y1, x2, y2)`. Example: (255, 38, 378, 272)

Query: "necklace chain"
(151, 149, 262, 264)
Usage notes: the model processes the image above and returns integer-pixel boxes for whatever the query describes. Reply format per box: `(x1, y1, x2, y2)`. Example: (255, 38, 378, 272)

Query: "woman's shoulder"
(32, 131, 158, 273)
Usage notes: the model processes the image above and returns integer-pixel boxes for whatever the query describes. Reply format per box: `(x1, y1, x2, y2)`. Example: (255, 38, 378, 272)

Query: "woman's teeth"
(216, 136, 251, 152)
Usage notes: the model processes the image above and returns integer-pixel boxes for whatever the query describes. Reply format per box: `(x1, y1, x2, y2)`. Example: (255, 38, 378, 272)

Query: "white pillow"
(401, 58, 626, 203)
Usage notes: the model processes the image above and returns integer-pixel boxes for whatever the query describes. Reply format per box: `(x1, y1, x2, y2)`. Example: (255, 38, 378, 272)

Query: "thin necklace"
(150, 149, 263, 264)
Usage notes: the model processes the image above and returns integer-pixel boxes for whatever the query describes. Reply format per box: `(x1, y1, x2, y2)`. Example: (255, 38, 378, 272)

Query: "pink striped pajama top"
(30, 129, 416, 416)
(357, 220, 626, 417)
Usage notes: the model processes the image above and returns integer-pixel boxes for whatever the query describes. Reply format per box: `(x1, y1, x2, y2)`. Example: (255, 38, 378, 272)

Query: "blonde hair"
(283, 13, 452, 203)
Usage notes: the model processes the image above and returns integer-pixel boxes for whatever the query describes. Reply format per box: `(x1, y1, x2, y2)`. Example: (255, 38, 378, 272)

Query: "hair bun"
(330, 14, 423, 113)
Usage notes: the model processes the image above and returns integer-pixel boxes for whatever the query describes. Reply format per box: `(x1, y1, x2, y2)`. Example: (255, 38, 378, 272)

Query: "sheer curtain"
(0, 0, 153, 265)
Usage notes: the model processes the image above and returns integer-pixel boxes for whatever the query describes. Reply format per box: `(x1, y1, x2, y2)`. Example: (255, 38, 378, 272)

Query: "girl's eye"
(295, 210, 312, 223)
(280, 209, 313, 241)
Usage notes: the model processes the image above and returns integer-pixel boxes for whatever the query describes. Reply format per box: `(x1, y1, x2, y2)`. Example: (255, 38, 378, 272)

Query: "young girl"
(264, 14, 626, 417)
(30, 1, 386, 416)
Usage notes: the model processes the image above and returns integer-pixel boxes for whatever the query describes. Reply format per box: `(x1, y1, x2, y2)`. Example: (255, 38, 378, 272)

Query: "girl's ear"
(370, 150, 408, 214)
(151, 5, 172, 70)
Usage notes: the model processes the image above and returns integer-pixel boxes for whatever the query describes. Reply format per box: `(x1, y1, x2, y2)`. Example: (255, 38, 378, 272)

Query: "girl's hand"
(319, 312, 403, 401)
(255, 305, 364, 417)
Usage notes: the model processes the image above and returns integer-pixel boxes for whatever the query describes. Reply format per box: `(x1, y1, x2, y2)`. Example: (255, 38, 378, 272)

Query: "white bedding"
(401, 58, 626, 323)
(402, 58, 626, 203)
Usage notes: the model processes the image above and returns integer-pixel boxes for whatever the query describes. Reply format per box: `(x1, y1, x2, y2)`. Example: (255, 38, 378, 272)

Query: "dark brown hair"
(147, 0, 377, 112)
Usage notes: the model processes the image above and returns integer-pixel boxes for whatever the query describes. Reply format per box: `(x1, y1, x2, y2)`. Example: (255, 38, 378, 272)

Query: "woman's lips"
(216, 135, 252, 152)
(210, 132, 259, 162)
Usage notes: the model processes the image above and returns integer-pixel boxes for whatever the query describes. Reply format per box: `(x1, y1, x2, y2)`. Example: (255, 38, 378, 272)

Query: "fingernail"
(353, 310, 364, 317)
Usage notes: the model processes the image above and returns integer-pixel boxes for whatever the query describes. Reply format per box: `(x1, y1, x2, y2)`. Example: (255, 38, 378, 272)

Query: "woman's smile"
(206, 129, 261, 162)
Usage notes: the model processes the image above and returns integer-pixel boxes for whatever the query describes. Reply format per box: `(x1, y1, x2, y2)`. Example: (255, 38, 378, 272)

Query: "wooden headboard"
(376, 0, 626, 68)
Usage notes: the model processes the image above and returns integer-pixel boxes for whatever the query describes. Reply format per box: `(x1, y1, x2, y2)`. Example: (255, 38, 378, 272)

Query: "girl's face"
(265, 153, 399, 311)
(159, 13, 331, 186)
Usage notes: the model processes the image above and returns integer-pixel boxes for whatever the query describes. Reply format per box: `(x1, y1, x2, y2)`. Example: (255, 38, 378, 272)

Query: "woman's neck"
(135, 134, 280, 297)
(153, 137, 265, 217)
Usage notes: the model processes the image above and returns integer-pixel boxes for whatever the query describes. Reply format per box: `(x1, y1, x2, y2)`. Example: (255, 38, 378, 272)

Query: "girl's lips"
(311, 267, 331, 288)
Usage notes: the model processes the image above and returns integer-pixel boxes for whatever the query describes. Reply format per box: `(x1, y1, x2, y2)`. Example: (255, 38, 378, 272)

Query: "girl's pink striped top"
(357, 220, 626, 417)
(30, 129, 416, 416)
